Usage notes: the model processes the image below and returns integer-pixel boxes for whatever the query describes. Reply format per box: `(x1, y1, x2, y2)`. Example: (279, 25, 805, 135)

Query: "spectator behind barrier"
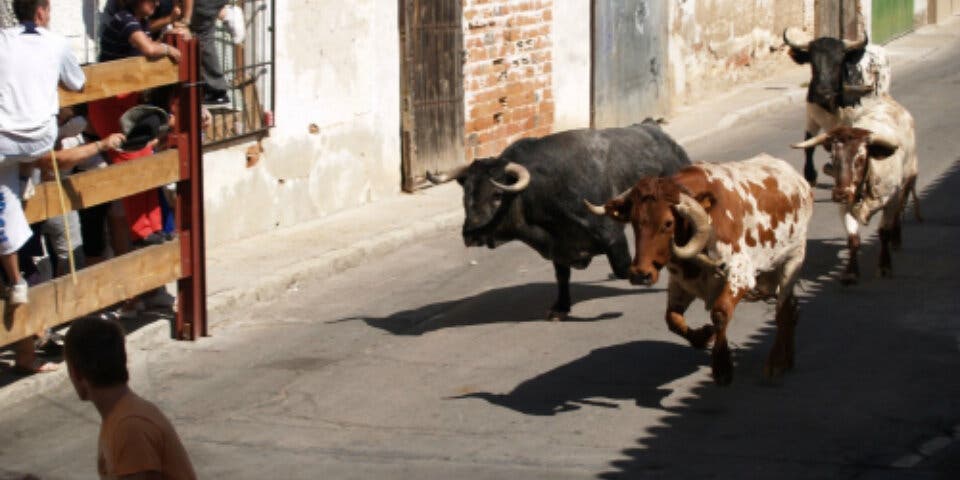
(177, 0, 245, 105)
(90, 0, 182, 252)
(0, 0, 84, 375)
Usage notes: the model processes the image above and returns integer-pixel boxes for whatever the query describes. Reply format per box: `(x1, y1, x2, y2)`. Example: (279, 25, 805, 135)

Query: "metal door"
(591, 0, 668, 129)
(871, 0, 914, 43)
(399, 0, 465, 192)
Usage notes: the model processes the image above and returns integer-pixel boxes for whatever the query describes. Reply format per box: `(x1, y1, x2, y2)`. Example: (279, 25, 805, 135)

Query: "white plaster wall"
(202, 0, 401, 245)
(49, 0, 103, 63)
(915, 0, 929, 25)
(552, 0, 591, 131)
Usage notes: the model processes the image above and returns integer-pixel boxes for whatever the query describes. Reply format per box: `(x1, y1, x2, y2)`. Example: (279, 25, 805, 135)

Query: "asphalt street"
(1, 27, 959, 480)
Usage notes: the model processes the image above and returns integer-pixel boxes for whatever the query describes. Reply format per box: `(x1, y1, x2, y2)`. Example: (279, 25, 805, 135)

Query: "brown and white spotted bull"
(792, 94, 920, 284)
(586, 155, 813, 385)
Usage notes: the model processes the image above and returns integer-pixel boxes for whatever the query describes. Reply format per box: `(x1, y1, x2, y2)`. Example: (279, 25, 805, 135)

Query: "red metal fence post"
(171, 36, 208, 340)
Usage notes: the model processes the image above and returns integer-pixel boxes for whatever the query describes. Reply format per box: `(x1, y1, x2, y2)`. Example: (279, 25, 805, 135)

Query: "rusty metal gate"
(399, 0, 465, 192)
(591, 0, 668, 129)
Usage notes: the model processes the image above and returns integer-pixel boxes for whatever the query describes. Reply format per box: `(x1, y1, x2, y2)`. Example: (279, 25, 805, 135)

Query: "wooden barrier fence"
(0, 36, 207, 348)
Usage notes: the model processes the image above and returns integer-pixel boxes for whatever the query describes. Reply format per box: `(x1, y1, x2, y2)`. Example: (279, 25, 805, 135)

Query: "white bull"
(792, 94, 920, 284)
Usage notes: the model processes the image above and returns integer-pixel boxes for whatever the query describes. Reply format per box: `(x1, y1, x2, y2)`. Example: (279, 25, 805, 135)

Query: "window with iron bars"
(203, 0, 275, 147)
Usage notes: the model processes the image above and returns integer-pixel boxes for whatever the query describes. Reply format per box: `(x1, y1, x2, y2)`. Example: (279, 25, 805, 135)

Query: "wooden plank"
(23, 149, 180, 224)
(59, 56, 179, 108)
(0, 240, 182, 347)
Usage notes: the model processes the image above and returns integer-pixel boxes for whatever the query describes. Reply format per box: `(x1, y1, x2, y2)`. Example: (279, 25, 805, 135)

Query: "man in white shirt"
(0, 0, 84, 374)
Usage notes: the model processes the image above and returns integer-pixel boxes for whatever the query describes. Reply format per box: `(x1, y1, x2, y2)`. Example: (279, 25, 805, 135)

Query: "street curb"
(206, 210, 464, 322)
(0, 318, 171, 409)
(677, 89, 806, 145)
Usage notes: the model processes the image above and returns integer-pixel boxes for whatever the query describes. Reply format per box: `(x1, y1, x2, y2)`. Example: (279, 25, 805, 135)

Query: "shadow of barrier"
(0, 35, 208, 349)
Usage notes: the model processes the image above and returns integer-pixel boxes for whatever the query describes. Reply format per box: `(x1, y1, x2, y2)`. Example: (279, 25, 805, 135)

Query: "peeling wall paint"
(668, 0, 812, 106)
(203, 1, 401, 245)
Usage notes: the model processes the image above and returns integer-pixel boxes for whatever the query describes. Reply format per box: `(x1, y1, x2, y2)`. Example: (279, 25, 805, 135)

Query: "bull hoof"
(712, 365, 734, 386)
(547, 310, 569, 322)
(803, 165, 818, 185)
(687, 325, 716, 350)
(840, 272, 859, 286)
(763, 360, 791, 380)
(711, 348, 734, 386)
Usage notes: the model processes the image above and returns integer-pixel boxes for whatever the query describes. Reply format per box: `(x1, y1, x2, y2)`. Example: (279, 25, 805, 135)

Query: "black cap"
(119, 105, 170, 151)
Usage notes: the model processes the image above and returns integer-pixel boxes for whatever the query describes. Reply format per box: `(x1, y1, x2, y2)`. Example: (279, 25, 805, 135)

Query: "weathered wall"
(915, 0, 930, 25)
(668, 0, 812, 106)
(203, 1, 401, 245)
(47, 0, 102, 63)
(462, 0, 554, 161)
(551, 0, 590, 131)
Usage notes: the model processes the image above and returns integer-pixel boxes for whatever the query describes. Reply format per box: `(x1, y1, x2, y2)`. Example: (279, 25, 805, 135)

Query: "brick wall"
(462, 0, 554, 161)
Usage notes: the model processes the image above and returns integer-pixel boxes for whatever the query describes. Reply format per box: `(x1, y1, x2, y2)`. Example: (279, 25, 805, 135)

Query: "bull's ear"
(788, 48, 810, 65)
(695, 193, 716, 211)
(844, 46, 867, 64)
(819, 137, 835, 153)
(606, 198, 633, 223)
(867, 142, 898, 160)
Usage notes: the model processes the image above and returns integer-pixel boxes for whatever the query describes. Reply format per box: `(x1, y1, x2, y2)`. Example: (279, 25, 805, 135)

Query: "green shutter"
(871, 0, 915, 44)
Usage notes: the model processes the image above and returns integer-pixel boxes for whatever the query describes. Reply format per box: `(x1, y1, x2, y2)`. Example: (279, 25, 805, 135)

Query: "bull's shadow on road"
(333, 281, 659, 336)
(451, 340, 706, 416)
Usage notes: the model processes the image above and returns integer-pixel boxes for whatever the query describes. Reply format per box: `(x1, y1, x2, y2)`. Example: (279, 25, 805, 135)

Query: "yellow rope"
(49, 149, 77, 285)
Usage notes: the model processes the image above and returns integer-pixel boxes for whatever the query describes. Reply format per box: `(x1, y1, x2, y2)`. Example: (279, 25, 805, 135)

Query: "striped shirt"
(99, 9, 149, 62)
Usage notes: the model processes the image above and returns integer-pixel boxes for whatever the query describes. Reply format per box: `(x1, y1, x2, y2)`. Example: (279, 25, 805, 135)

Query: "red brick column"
(463, 0, 554, 161)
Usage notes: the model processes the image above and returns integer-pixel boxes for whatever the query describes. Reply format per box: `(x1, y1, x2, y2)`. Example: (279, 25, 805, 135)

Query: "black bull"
(428, 119, 691, 320)
(783, 27, 871, 184)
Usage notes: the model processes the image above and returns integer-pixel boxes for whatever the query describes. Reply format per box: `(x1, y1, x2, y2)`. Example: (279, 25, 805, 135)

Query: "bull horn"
(843, 34, 868, 51)
(791, 131, 830, 149)
(843, 84, 874, 96)
(583, 199, 607, 216)
(868, 131, 899, 151)
(670, 193, 713, 260)
(783, 27, 811, 51)
(490, 162, 531, 192)
(426, 164, 470, 184)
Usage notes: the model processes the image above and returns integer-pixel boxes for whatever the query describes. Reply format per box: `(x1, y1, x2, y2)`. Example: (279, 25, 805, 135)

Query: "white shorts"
(0, 162, 33, 255)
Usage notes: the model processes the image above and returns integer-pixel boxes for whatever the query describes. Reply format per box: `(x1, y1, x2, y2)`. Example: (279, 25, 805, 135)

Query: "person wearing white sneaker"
(177, 1, 245, 105)
(0, 0, 83, 375)
(1, 0, 84, 308)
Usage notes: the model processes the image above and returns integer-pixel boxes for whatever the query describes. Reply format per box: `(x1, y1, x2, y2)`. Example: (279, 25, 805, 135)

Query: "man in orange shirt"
(64, 317, 197, 479)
